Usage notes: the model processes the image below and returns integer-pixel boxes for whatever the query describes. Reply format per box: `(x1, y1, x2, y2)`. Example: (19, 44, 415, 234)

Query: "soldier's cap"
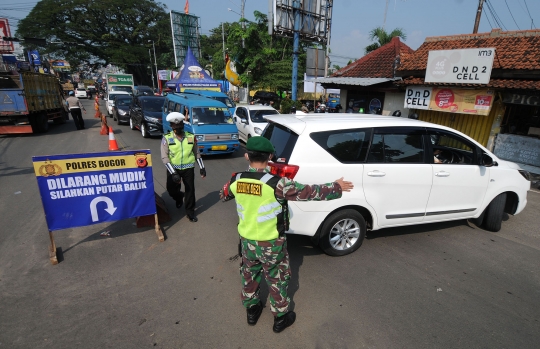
(246, 136, 275, 154)
(166, 112, 184, 126)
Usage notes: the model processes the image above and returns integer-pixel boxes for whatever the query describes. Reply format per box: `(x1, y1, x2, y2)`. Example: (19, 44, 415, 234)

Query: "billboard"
(170, 10, 201, 68)
(33, 150, 156, 231)
(0, 18, 14, 52)
(425, 48, 496, 84)
(272, 0, 333, 44)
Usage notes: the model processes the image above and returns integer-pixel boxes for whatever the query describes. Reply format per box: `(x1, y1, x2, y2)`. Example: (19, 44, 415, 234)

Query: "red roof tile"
(398, 29, 540, 71)
(332, 37, 414, 78)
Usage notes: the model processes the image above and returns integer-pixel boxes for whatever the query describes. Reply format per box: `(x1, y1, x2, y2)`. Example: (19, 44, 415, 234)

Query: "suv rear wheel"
(319, 209, 366, 256)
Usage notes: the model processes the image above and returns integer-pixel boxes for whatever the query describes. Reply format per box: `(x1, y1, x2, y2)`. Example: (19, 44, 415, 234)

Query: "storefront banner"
(425, 48, 495, 84)
(404, 86, 432, 110)
(32, 150, 156, 231)
(158, 70, 171, 80)
(428, 88, 494, 116)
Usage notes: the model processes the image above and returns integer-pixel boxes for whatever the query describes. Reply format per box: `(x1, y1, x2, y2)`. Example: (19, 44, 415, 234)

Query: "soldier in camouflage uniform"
(220, 136, 353, 333)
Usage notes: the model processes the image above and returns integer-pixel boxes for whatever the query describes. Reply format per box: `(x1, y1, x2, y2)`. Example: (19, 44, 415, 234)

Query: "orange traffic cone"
(108, 127, 120, 151)
(100, 114, 109, 135)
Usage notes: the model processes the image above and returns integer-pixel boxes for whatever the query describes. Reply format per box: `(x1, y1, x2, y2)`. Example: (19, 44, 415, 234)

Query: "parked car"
(75, 88, 87, 98)
(106, 91, 131, 116)
(112, 96, 133, 125)
(233, 105, 279, 142)
(129, 96, 165, 137)
(262, 113, 530, 256)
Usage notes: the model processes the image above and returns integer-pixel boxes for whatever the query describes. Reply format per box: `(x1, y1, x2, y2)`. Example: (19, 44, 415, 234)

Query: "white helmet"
(166, 112, 185, 125)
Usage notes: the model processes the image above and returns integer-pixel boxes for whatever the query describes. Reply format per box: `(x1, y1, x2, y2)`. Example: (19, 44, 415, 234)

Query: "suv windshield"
(140, 98, 164, 112)
(262, 122, 298, 163)
(116, 98, 132, 107)
(251, 109, 278, 123)
(192, 107, 233, 125)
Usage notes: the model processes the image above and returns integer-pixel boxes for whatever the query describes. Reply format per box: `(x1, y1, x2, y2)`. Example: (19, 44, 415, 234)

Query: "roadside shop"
(397, 28, 540, 174)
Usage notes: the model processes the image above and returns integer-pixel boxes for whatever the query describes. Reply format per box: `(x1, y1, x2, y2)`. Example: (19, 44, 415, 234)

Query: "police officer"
(161, 112, 206, 222)
(66, 91, 86, 130)
(220, 137, 354, 333)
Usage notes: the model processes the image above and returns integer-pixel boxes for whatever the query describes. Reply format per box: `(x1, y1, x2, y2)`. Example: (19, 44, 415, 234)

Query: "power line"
(484, 0, 507, 31)
(503, 0, 520, 30)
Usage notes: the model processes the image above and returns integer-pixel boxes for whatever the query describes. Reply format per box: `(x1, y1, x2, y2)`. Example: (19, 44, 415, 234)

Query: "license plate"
(211, 145, 227, 150)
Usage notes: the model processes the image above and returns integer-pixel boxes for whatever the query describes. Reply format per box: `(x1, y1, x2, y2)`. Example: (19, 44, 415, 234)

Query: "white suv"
(263, 114, 530, 256)
(233, 105, 279, 142)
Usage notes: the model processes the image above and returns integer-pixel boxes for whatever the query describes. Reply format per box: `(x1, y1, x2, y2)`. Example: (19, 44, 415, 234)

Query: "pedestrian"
(161, 112, 206, 222)
(94, 94, 101, 118)
(66, 91, 86, 130)
(219, 137, 354, 333)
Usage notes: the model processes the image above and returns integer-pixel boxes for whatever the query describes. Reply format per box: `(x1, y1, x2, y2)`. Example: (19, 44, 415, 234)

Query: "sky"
(1, 0, 539, 68)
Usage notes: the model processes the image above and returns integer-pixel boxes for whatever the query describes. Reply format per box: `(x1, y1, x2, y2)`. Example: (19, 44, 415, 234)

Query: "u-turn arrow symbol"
(90, 196, 118, 222)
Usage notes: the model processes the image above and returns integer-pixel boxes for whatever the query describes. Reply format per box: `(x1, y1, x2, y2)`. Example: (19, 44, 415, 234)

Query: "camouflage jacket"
(223, 166, 342, 203)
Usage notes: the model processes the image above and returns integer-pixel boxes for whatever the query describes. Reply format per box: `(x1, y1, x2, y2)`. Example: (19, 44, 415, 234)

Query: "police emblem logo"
(39, 162, 62, 177)
(134, 152, 148, 168)
(236, 182, 262, 196)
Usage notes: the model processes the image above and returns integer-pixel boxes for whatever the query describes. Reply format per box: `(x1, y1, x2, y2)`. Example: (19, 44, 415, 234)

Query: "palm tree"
(364, 27, 407, 54)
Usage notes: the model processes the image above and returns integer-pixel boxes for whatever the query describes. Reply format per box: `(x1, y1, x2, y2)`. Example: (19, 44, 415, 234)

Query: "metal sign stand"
(49, 231, 58, 265)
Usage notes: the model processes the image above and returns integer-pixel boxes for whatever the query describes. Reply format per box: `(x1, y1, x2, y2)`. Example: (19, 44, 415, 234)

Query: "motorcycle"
(314, 103, 327, 113)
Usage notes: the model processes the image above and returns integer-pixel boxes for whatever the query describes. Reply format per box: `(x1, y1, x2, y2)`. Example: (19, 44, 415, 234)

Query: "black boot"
(246, 301, 263, 326)
(175, 191, 184, 208)
(273, 311, 296, 333)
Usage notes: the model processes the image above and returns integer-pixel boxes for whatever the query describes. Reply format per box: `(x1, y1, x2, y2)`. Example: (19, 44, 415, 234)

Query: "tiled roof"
(332, 37, 414, 78)
(398, 29, 540, 71)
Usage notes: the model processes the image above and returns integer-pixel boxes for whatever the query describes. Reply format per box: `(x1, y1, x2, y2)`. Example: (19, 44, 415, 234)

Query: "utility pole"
(241, 0, 245, 48)
(291, 0, 300, 101)
(152, 41, 158, 92)
(473, 0, 485, 34)
(222, 23, 227, 93)
(149, 49, 155, 91)
(383, 0, 389, 30)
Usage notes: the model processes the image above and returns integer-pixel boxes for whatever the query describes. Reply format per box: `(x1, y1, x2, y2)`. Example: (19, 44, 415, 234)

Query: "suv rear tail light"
(268, 161, 299, 179)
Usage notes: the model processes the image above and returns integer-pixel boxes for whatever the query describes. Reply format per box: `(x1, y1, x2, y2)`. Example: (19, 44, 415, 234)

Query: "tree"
(364, 27, 406, 54)
(16, 0, 174, 85)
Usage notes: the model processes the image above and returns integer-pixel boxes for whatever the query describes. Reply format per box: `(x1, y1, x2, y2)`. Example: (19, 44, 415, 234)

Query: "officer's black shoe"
(246, 301, 263, 326)
(187, 214, 198, 222)
(273, 311, 296, 333)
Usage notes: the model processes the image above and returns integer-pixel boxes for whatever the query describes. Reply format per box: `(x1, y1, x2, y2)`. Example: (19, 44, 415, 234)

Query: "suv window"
(368, 128, 425, 163)
(427, 129, 476, 164)
(310, 129, 372, 163)
(263, 123, 298, 163)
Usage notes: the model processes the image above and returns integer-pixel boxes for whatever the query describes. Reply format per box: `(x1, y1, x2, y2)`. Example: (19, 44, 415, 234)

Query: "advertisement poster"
(404, 86, 433, 110)
(33, 150, 156, 231)
(0, 18, 14, 52)
(428, 88, 494, 115)
(425, 48, 495, 84)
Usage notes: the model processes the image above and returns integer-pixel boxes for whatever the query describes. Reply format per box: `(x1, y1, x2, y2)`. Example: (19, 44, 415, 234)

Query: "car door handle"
(367, 171, 386, 177)
(435, 171, 450, 177)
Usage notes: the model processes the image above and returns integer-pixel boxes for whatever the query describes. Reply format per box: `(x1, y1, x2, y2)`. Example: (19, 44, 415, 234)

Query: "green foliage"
(364, 26, 407, 54)
(16, 0, 174, 85)
(279, 98, 302, 114)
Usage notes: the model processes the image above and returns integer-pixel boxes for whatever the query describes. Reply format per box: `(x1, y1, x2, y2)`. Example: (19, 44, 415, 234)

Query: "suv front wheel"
(319, 209, 366, 256)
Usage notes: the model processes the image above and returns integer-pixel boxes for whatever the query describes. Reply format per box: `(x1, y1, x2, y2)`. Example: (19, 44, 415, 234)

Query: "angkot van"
(162, 93, 240, 155)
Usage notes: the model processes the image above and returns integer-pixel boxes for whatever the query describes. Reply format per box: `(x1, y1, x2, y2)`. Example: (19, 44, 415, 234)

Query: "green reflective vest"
(230, 172, 288, 241)
(165, 131, 195, 169)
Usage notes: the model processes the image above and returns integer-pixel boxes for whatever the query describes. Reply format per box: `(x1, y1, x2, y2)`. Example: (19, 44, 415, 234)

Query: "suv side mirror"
(481, 153, 494, 167)
(241, 118, 248, 124)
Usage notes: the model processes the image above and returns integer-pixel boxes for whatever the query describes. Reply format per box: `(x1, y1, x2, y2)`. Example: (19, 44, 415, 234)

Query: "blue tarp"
(166, 46, 221, 92)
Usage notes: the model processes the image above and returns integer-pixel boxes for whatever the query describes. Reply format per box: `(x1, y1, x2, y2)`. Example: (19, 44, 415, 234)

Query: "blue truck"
(162, 93, 240, 155)
(326, 93, 341, 113)
(0, 71, 68, 134)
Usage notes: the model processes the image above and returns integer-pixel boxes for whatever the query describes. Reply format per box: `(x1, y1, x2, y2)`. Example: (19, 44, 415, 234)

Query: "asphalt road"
(1, 99, 539, 349)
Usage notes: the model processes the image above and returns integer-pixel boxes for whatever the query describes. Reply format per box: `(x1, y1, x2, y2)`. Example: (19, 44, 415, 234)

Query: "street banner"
(425, 48, 495, 84)
(404, 86, 432, 110)
(27, 50, 42, 66)
(428, 88, 494, 116)
(33, 150, 156, 231)
(0, 18, 14, 52)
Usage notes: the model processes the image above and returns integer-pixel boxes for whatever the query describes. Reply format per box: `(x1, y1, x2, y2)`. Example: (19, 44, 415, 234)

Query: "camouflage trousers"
(240, 236, 291, 317)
